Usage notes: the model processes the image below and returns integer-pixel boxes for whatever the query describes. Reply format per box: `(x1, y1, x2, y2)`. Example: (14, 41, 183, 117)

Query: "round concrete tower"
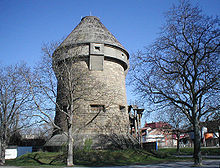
(53, 16, 130, 148)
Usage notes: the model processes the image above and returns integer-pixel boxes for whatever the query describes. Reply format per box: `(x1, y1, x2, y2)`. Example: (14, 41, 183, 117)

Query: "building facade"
(52, 16, 130, 148)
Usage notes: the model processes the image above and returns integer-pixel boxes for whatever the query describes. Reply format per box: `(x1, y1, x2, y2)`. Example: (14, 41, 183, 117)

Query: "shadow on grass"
(74, 149, 173, 167)
(5, 149, 194, 167)
(6, 152, 65, 167)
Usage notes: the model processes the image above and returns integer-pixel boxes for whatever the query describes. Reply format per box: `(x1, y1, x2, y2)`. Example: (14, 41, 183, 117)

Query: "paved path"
(1, 160, 220, 168)
(174, 155, 220, 159)
(71, 160, 219, 168)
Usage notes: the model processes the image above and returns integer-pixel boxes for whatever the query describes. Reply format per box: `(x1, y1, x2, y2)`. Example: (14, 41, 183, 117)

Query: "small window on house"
(122, 54, 125, 59)
(95, 46, 100, 51)
(90, 104, 105, 113)
(119, 105, 126, 113)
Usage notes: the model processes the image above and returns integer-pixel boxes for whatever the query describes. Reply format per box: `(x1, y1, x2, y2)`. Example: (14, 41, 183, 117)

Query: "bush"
(83, 138, 93, 151)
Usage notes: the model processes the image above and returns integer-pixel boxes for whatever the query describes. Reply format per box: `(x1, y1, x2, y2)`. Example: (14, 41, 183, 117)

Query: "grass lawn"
(5, 149, 193, 167)
(6, 152, 65, 167)
(158, 147, 220, 156)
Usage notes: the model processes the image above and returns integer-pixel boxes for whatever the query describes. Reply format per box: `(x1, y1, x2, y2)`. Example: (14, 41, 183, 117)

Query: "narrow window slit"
(95, 46, 100, 51)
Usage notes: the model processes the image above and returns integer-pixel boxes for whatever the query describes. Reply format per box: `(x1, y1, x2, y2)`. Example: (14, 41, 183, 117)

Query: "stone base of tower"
(44, 133, 138, 151)
(73, 133, 138, 149)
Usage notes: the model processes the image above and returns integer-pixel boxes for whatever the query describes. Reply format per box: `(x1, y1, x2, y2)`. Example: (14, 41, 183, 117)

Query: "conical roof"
(60, 16, 126, 51)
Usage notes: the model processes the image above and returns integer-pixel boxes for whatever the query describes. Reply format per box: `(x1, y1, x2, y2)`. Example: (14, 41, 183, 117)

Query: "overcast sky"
(0, 0, 219, 121)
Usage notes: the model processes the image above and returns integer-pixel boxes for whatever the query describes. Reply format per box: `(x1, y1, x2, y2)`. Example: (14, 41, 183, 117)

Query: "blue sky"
(0, 0, 219, 121)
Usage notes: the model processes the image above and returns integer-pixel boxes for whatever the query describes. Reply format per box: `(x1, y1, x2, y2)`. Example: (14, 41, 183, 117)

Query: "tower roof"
(60, 16, 126, 51)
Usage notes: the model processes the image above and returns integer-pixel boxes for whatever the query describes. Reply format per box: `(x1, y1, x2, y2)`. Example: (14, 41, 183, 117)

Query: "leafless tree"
(130, 0, 219, 166)
(21, 123, 53, 141)
(0, 64, 34, 165)
(25, 41, 115, 166)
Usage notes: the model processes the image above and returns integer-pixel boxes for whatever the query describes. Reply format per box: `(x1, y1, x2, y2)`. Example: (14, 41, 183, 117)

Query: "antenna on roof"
(90, 11, 92, 16)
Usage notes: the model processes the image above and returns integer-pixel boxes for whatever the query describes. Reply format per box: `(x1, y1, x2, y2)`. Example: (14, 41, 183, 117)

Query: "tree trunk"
(176, 131, 180, 154)
(193, 120, 202, 166)
(0, 139, 6, 165)
(218, 126, 220, 147)
(0, 126, 7, 166)
(67, 113, 74, 167)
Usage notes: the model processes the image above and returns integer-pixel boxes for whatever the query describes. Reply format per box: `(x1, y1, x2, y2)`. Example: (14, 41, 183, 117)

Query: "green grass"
(6, 148, 219, 167)
(5, 149, 194, 167)
(159, 147, 220, 156)
(6, 152, 65, 167)
(74, 149, 166, 166)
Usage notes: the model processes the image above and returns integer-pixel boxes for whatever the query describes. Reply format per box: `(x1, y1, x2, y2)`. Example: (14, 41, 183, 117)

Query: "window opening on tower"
(90, 104, 105, 113)
(95, 46, 100, 51)
(119, 105, 126, 113)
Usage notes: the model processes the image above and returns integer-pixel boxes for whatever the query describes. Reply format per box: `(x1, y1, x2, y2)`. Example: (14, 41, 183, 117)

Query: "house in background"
(144, 121, 172, 129)
(6, 133, 46, 159)
(141, 120, 219, 149)
(141, 121, 175, 148)
(141, 121, 194, 148)
(201, 119, 220, 147)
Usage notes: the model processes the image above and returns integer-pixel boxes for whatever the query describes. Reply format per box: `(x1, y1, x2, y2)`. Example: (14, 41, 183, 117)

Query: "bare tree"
(0, 64, 33, 165)
(130, 0, 219, 166)
(21, 122, 53, 141)
(26, 41, 115, 166)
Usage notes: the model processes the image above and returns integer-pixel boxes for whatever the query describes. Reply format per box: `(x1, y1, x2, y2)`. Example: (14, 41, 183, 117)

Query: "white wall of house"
(5, 148, 17, 159)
